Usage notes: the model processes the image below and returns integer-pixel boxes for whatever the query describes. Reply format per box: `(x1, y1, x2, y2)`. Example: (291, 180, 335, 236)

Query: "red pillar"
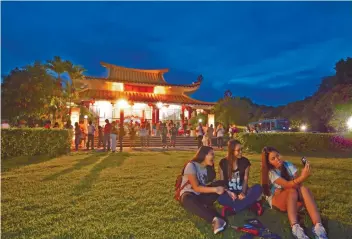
(152, 106, 156, 124)
(156, 108, 160, 123)
(119, 109, 124, 152)
(181, 105, 185, 125)
(188, 107, 193, 118)
(142, 110, 145, 122)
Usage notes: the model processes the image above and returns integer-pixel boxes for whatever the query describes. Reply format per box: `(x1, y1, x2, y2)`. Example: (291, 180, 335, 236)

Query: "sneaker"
(212, 217, 226, 234)
(312, 223, 328, 239)
(292, 224, 309, 239)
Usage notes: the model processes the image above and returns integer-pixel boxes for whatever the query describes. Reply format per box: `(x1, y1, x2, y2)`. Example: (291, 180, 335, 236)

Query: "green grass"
(2, 151, 352, 239)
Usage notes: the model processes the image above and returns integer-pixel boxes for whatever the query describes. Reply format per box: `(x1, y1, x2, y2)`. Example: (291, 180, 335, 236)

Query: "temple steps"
(92, 135, 211, 147)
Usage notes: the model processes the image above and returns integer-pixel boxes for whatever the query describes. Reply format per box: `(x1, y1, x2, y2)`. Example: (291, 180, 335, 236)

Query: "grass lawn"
(2, 150, 352, 239)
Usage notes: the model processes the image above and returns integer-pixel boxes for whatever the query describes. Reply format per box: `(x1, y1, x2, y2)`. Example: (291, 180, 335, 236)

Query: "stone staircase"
(92, 136, 224, 148)
(93, 135, 203, 147)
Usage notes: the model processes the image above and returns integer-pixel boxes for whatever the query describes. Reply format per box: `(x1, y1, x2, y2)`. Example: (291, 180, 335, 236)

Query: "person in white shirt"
(216, 124, 225, 150)
(196, 123, 204, 148)
(86, 121, 95, 150)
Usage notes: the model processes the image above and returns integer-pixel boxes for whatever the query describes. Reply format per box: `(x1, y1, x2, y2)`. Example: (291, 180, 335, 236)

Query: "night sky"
(2, 2, 352, 106)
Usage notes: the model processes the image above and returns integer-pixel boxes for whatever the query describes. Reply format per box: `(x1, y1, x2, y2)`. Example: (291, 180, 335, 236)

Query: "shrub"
(1, 128, 72, 158)
(237, 132, 352, 153)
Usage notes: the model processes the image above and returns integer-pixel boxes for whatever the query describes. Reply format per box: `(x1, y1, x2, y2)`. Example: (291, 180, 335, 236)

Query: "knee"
(252, 184, 263, 195)
(287, 188, 298, 198)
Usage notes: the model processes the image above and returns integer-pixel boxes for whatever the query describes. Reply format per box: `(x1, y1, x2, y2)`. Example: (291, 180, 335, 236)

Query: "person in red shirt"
(103, 119, 112, 151)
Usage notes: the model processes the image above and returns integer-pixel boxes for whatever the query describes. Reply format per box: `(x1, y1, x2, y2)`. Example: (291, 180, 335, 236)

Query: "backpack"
(174, 161, 197, 201)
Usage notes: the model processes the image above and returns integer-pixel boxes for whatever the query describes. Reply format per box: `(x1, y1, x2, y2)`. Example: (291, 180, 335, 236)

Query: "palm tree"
(46, 56, 67, 90)
(64, 61, 86, 115)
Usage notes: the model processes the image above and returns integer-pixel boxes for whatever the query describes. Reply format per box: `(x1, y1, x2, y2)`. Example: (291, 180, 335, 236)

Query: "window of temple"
(124, 84, 154, 93)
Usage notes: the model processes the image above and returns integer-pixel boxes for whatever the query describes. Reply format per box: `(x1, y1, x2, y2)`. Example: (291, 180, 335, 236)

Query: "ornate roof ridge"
(100, 62, 168, 74)
(84, 76, 201, 89)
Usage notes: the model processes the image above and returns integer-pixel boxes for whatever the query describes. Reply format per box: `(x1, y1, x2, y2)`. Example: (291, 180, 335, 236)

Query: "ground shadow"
(2, 155, 56, 172)
(43, 153, 108, 181)
(72, 152, 130, 196)
(189, 204, 352, 239)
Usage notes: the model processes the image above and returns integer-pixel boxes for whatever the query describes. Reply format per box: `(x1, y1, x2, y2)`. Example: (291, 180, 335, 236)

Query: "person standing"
(216, 124, 225, 150)
(110, 121, 118, 152)
(97, 126, 104, 148)
(74, 122, 81, 151)
(207, 124, 214, 147)
(103, 119, 111, 151)
(86, 120, 95, 150)
(196, 123, 204, 148)
(170, 123, 178, 147)
(139, 124, 148, 148)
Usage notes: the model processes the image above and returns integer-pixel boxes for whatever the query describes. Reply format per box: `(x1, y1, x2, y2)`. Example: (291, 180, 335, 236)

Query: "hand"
(226, 190, 237, 200)
(238, 192, 246, 200)
(301, 162, 311, 180)
(215, 186, 225, 195)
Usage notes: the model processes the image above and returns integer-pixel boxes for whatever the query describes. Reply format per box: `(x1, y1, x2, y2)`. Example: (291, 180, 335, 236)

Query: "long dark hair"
(261, 146, 291, 196)
(227, 139, 242, 180)
(192, 146, 216, 182)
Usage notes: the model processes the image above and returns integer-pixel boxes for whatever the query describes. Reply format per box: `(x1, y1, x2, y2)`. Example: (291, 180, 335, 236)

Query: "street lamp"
(347, 116, 352, 130)
(300, 124, 307, 131)
(198, 118, 202, 123)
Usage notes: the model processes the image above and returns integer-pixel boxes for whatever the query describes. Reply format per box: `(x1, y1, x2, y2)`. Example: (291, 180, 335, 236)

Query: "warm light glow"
(110, 82, 124, 91)
(347, 116, 352, 130)
(70, 108, 80, 125)
(208, 114, 215, 126)
(154, 86, 166, 94)
(84, 115, 88, 119)
(300, 124, 307, 131)
(156, 102, 163, 109)
(199, 119, 203, 123)
(117, 99, 129, 109)
(132, 103, 147, 109)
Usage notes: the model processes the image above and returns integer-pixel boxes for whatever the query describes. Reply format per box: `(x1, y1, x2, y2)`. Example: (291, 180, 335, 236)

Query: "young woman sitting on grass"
(179, 146, 227, 235)
(261, 146, 328, 239)
(218, 140, 263, 216)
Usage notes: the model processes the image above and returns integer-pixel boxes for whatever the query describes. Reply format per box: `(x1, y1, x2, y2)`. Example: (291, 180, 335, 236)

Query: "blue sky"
(2, 2, 352, 106)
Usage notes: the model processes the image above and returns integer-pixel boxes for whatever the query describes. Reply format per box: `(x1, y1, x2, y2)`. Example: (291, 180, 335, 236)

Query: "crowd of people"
(176, 140, 328, 239)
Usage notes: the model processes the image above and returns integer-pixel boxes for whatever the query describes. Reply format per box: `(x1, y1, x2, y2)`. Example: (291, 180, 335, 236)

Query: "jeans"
(218, 184, 263, 212)
(140, 136, 146, 147)
(98, 135, 103, 148)
(197, 135, 203, 148)
(103, 133, 111, 150)
(217, 137, 223, 148)
(111, 134, 117, 152)
(180, 192, 222, 224)
(75, 135, 80, 151)
(87, 134, 94, 149)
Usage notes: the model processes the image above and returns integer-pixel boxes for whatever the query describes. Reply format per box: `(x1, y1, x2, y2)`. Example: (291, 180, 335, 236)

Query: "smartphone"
(301, 157, 307, 166)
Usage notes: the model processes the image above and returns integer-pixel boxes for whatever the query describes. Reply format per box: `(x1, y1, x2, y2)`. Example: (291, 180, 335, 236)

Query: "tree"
(64, 61, 86, 115)
(1, 62, 56, 123)
(46, 56, 67, 90)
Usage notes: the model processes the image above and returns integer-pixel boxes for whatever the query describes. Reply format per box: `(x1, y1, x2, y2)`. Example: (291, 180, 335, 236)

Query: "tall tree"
(1, 62, 55, 123)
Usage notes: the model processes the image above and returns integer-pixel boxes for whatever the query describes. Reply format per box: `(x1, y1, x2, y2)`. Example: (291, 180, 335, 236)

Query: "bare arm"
(242, 166, 249, 194)
(274, 163, 310, 189)
(219, 166, 225, 180)
(188, 174, 219, 194)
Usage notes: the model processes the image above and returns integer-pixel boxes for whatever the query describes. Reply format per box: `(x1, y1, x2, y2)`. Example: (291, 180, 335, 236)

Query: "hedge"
(237, 132, 352, 154)
(1, 128, 73, 158)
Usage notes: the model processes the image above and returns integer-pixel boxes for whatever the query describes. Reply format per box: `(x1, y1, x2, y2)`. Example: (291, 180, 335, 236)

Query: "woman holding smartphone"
(261, 146, 328, 239)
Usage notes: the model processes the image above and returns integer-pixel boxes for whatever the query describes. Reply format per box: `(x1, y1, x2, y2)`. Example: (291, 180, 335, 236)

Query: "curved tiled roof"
(101, 62, 167, 84)
(78, 89, 215, 106)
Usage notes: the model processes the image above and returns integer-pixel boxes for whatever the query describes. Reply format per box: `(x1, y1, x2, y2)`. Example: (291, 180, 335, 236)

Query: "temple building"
(74, 62, 215, 126)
